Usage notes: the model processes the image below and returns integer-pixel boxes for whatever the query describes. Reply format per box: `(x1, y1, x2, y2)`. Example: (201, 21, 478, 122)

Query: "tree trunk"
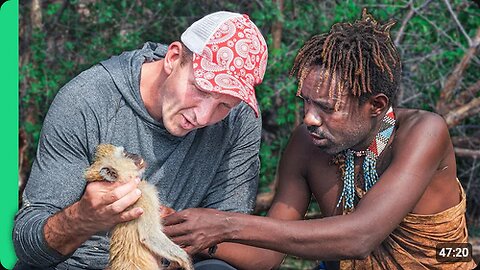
(271, 0, 284, 50)
(31, 0, 43, 30)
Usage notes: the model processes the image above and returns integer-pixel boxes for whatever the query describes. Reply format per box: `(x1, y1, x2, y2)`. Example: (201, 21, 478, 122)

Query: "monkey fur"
(84, 144, 193, 270)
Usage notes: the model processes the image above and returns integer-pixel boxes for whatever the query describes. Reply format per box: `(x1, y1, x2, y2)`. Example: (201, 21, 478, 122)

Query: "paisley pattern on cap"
(192, 14, 268, 116)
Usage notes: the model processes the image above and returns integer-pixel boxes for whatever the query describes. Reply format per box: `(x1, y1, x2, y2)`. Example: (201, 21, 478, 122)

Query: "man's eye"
(194, 86, 210, 97)
(319, 103, 334, 112)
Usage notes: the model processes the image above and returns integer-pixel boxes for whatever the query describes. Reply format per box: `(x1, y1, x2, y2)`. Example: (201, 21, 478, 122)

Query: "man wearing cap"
(13, 11, 267, 269)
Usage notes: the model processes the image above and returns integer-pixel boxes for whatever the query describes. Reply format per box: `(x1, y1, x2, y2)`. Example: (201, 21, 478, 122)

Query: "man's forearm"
(44, 201, 95, 255)
(226, 213, 368, 260)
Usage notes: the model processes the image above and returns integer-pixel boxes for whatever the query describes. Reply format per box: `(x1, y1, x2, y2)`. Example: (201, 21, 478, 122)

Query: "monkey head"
(84, 144, 146, 183)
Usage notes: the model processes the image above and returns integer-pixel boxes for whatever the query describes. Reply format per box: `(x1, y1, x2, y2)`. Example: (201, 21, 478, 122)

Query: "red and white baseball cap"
(181, 11, 268, 117)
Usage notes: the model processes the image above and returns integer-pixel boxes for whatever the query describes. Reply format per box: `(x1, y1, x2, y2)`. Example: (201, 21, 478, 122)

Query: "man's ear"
(369, 94, 389, 117)
(163, 41, 184, 75)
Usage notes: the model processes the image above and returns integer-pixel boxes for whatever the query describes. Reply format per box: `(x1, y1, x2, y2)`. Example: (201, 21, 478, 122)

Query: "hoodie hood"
(100, 42, 168, 127)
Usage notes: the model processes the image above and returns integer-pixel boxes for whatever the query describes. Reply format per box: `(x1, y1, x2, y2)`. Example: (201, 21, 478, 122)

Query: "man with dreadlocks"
(161, 9, 477, 269)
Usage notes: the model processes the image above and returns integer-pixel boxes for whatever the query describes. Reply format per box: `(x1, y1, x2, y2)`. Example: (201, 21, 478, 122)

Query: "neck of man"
(140, 60, 166, 122)
(350, 107, 389, 152)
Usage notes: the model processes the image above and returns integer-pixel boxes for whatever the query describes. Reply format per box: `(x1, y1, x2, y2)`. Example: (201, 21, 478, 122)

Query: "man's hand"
(75, 177, 144, 233)
(163, 208, 234, 255)
(44, 177, 143, 255)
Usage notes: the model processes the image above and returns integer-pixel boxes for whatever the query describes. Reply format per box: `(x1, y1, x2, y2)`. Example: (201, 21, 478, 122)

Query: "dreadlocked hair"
(290, 8, 401, 108)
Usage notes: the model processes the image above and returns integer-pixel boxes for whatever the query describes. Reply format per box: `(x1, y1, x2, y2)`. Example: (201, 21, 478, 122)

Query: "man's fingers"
(118, 207, 144, 222)
(106, 187, 142, 214)
(163, 221, 190, 237)
(102, 178, 140, 205)
(169, 234, 191, 248)
(163, 211, 190, 227)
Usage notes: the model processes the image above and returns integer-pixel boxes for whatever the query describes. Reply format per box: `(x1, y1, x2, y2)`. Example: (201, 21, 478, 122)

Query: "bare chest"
(305, 150, 393, 217)
(306, 147, 459, 217)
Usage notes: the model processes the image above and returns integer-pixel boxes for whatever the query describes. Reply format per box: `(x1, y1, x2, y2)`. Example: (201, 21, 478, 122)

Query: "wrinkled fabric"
(341, 180, 477, 269)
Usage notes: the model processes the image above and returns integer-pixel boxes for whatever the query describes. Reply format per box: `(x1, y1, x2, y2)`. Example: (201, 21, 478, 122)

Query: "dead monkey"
(84, 144, 193, 270)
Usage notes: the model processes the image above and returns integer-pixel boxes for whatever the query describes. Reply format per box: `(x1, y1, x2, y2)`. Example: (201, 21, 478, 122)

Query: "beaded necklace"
(336, 107, 396, 212)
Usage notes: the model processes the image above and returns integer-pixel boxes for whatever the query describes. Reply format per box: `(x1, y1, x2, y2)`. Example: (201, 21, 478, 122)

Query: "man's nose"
(303, 107, 322, 127)
(196, 100, 216, 126)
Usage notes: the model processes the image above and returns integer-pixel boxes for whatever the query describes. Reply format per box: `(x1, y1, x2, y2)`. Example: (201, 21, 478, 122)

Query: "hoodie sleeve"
(13, 71, 103, 267)
(199, 103, 262, 214)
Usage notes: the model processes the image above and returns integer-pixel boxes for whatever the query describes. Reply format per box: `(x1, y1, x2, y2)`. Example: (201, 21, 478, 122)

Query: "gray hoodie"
(13, 42, 261, 269)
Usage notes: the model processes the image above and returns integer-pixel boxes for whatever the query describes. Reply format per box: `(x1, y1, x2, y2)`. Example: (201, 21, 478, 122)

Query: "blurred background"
(19, 0, 479, 268)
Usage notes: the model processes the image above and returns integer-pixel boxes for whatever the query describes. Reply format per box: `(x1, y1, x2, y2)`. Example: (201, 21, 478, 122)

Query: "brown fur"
(85, 144, 193, 270)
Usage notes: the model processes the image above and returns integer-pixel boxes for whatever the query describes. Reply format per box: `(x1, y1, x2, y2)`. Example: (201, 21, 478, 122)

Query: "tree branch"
(394, 0, 433, 46)
(455, 80, 480, 108)
(414, 10, 480, 65)
(444, 96, 480, 128)
(436, 26, 480, 114)
(455, 148, 480, 159)
(443, 0, 472, 46)
(394, 1, 414, 47)
(452, 136, 480, 148)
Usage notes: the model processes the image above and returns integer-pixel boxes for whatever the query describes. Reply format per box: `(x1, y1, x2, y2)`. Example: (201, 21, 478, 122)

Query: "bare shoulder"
(395, 108, 451, 144)
(395, 108, 448, 129)
(389, 109, 459, 214)
(393, 108, 453, 163)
